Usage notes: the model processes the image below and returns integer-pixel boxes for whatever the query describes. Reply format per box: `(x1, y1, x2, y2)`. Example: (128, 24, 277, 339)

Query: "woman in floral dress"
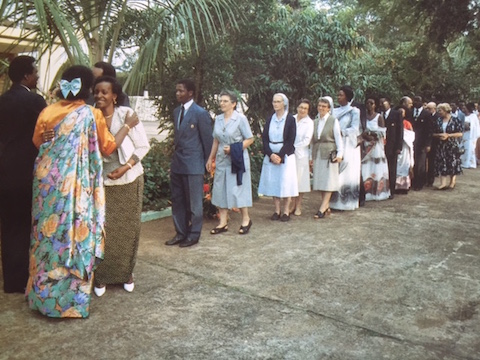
(27, 66, 138, 318)
(432, 103, 463, 190)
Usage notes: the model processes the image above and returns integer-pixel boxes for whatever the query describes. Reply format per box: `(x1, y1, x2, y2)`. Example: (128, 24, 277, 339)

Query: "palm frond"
(124, 0, 239, 93)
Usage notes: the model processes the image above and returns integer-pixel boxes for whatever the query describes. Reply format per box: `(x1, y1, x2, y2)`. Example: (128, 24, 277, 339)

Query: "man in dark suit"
(380, 97, 403, 199)
(0, 56, 47, 293)
(400, 96, 414, 122)
(165, 79, 213, 247)
(426, 102, 439, 186)
(410, 96, 433, 191)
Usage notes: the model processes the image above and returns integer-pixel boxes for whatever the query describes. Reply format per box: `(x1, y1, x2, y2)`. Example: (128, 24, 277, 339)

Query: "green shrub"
(142, 139, 172, 211)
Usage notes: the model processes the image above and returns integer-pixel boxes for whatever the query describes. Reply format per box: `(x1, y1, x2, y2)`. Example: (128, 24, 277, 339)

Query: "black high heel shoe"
(238, 220, 252, 235)
(210, 224, 228, 235)
(313, 209, 330, 219)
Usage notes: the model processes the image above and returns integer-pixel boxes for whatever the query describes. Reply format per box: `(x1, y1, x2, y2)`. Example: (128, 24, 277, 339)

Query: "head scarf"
(322, 96, 334, 114)
(273, 93, 289, 114)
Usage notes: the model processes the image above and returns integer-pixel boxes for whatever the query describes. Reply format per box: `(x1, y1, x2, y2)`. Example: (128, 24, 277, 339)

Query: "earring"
(114, 99, 117, 105)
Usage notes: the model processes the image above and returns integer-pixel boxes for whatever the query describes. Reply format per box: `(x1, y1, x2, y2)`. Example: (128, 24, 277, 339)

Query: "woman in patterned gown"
(361, 98, 390, 201)
(330, 86, 361, 210)
(27, 66, 138, 318)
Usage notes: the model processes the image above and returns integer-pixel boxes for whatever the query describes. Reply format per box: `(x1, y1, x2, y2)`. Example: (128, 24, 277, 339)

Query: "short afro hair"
(93, 61, 116, 77)
(8, 56, 36, 83)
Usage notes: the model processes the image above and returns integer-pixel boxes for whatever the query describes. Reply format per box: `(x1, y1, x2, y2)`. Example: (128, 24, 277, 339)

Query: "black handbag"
(329, 150, 337, 163)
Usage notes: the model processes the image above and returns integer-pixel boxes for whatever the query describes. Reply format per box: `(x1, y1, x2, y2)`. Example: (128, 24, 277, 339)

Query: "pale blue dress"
(211, 110, 253, 209)
(258, 114, 298, 197)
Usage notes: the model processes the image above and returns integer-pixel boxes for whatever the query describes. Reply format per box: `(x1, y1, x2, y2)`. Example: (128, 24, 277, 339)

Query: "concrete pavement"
(1, 169, 480, 359)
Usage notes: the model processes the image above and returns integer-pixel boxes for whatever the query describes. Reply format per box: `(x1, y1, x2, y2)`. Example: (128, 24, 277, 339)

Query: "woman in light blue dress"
(206, 91, 254, 235)
(257, 93, 298, 222)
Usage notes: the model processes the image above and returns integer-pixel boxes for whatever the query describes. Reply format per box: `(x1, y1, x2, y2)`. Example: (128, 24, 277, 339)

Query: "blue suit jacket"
(171, 102, 213, 175)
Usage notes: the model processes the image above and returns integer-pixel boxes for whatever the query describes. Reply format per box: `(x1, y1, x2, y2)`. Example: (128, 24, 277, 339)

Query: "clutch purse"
(329, 150, 337, 163)
(118, 134, 135, 165)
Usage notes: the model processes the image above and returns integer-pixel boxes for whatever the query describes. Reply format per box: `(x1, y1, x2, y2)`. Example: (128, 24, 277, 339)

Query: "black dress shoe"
(179, 238, 199, 248)
(271, 212, 280, 221)
(4, 288, 26, 294)
(280, 214, 290, 222)
(165, 235, 185, 246)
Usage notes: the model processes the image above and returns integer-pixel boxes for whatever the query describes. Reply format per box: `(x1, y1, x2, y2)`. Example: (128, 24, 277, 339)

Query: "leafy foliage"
(141, 139, 172, 211)
(1, 0, 239, 94)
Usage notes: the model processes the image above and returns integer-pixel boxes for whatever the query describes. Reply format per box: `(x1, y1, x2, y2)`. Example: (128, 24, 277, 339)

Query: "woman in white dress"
(361, 98, 390, 201)
(311, 96, 344, 218)
(291, 99, 314, 216)
(258, 93, 298, 222)
(206, 91, 254, 235)
(330, 86, 361, 211)
(396, 107, 415, 192)
(461, 102, 479, 168)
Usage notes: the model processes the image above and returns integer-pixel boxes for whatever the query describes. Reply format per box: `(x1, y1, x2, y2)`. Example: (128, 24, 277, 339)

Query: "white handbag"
(118, 133, 135, 165)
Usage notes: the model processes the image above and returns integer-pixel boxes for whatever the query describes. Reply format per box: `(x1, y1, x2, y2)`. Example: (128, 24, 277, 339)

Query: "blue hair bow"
(60, 78, 82, 98)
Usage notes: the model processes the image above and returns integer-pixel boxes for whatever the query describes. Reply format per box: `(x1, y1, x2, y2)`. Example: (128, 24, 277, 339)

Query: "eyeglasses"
(273, 100, 284, 103)
(318, 104, 329, 108)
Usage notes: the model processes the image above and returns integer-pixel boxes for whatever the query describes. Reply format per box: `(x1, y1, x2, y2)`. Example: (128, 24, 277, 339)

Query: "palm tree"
(1, 0, 238, 94)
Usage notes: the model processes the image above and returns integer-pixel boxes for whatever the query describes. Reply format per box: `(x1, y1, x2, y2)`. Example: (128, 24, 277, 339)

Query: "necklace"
(105, 113, 113, 119)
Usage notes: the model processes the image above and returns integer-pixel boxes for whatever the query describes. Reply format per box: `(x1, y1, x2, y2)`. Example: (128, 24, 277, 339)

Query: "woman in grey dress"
(206, 90, 254, 235)
(311, 96, 344, 218)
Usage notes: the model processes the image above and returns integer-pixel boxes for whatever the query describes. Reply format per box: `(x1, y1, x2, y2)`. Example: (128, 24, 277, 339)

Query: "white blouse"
(294, 114, 314, 159)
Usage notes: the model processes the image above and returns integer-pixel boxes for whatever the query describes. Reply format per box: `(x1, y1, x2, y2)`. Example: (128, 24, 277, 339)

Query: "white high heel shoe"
(123, 274, 134, 292)
(94, 286, 106, 297)
(123, 282, 134, 292)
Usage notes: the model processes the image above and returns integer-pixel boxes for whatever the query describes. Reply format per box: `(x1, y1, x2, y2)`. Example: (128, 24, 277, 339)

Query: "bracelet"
(126, 163, 133, 169)
(124, 124, 131, 131)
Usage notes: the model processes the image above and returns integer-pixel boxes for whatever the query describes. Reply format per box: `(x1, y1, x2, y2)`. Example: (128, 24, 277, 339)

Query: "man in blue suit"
(165, 79, 213, 247)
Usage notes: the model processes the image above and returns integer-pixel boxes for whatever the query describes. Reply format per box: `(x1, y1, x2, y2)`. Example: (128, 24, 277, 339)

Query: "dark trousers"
(413, 147, 427, 189)
(0, 187, 32, 293)
(359, 172, 366, 206)
(170, 172, 204, 241)
(386, 153, 398, 197)
(426, 145, 436, 185)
